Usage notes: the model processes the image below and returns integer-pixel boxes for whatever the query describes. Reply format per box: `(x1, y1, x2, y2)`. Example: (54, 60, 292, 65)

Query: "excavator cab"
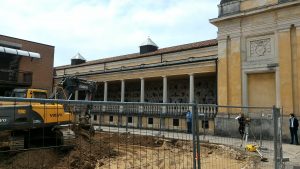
(11, 89, 48, 99)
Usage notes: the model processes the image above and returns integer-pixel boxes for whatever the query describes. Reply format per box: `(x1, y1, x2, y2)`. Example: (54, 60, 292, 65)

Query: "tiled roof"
(55, 39, 217, 69)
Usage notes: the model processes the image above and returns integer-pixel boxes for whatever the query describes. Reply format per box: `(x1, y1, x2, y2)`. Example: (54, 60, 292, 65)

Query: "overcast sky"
(0, 0, 220, 67)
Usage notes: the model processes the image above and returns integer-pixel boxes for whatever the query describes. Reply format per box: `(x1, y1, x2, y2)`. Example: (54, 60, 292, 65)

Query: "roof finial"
(140, 36, 158, 47)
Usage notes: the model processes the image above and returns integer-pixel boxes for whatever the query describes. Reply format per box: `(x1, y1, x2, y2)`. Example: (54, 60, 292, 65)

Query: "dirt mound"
(0, 135, 117, 169)
(94, 132, 163, 147)
(0, 132, 262, 169)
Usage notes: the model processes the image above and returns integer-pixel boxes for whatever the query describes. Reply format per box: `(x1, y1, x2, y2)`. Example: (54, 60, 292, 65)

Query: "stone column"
(139, 78, 145, 128)
(189, 74, 195, 103)
(140, 78, 145, 102)
(104, 81, 108, 102)
(163, 76, 168, 103)
(75, 90, 79, 100)
(161, 76, 168, 131)
(121, 80, 125, 102)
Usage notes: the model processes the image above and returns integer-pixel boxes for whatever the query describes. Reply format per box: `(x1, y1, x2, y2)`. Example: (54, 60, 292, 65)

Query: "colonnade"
(102, 74, 195, 103)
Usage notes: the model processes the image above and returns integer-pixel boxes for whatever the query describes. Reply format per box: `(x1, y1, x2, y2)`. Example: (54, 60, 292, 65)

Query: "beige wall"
(241, 0, 278, 11)
(141, 117, 161, 129)
(56, 46, 217, 78)
(121, 116, 139, 127)
(248, 73, 276, 107)
(212, 1, 300, 116)
(278, 30, 294, 114)
(83, 61, 216, 82)
(97, 115, 215, 133)
(227, 37, 242, 106)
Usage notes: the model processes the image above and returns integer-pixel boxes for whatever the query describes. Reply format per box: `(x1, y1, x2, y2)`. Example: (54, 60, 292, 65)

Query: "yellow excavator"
(0, 76, 97, 150)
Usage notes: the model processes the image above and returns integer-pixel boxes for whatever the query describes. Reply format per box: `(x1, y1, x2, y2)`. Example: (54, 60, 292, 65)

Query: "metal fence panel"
(0, 97, 283, 169)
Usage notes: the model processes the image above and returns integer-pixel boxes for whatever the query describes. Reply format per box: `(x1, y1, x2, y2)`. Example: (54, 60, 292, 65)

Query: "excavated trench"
(0, 132, 262, 169)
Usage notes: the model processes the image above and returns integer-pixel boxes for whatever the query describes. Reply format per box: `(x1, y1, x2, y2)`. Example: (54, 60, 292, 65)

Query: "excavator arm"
(50, 76, 97, 101)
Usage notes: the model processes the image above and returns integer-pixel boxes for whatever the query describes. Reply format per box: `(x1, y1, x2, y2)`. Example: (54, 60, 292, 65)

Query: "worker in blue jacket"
(186, 110, 192, 134)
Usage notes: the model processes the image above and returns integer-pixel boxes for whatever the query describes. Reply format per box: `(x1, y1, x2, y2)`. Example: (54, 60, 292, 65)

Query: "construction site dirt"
(0, 132, 263, 169)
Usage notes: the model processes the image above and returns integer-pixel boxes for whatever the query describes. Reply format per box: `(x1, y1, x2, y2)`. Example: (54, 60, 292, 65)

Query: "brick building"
(0, 35, 54, 96)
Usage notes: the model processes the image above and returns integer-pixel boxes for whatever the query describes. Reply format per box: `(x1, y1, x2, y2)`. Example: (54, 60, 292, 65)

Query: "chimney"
(71, 53, 86, 65)
(139, 37, 158, 54)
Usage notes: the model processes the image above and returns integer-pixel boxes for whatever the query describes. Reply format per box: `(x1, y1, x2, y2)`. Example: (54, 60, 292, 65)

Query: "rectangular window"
(173, 118, 179, 127)
(202, 120, 209, 129)
(93, 115, 97, 121)
(109, 116, 113, 122)
(148, 117, 153, 125)
(127, 116, 133, 123)
(23, 72, 32, 84)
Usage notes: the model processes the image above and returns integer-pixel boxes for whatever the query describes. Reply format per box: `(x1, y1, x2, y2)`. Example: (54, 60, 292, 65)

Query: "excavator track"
(55, 126, 76, 149)
(9, 136, 24, 150)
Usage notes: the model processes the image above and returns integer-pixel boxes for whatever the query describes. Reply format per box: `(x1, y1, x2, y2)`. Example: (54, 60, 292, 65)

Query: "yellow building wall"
(105, 56, 161, 70)
(87, 61, 216, 82)
(165, 118, 186, 130)
(121, 116, 139, 127)
(248, 73, 276, 107)
(214, 2, 300, 116)
(241, 0, 278, 11)
(297, 27, 300, 115)
(228, 37, 242, 106)
(217, 37, 242, 107)
(278, 30, 294, 114)
(141, 117, 161, 129)
(65, 64, 105, 74)
(162, 47, 217, 62)
(103, 114, 119, 126)
(217, 40, 228, 106)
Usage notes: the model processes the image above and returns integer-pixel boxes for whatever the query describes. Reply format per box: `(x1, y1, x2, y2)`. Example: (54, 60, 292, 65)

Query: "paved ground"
(96, 126, 300, 169)
(281, 143, 300, 169)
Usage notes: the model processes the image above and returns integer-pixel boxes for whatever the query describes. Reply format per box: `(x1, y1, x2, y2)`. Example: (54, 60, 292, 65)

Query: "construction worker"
(237, 113, 246, 138)
(289, 113, 299, 145)
(186, 110, 192, 134)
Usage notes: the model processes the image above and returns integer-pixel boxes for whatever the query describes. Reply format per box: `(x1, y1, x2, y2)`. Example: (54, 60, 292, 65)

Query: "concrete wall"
(215, 113, 274, 140)
(97, 114, 215, 134)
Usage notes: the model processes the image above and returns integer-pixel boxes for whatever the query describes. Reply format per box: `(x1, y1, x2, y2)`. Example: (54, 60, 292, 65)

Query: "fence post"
(192, 103, 200, 169)
(273, 106, 281, 169)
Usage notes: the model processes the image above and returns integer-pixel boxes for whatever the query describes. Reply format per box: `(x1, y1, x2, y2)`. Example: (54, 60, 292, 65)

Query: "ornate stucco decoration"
(250, 38, 271, 58)
(246, 35, 275, 62)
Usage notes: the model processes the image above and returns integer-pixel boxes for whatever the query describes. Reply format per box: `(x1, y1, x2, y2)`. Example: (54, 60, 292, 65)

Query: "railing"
(0, 69, 32, 86)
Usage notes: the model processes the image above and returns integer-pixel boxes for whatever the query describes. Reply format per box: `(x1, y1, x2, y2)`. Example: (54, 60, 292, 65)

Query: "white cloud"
(0, 0, 219, 66)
